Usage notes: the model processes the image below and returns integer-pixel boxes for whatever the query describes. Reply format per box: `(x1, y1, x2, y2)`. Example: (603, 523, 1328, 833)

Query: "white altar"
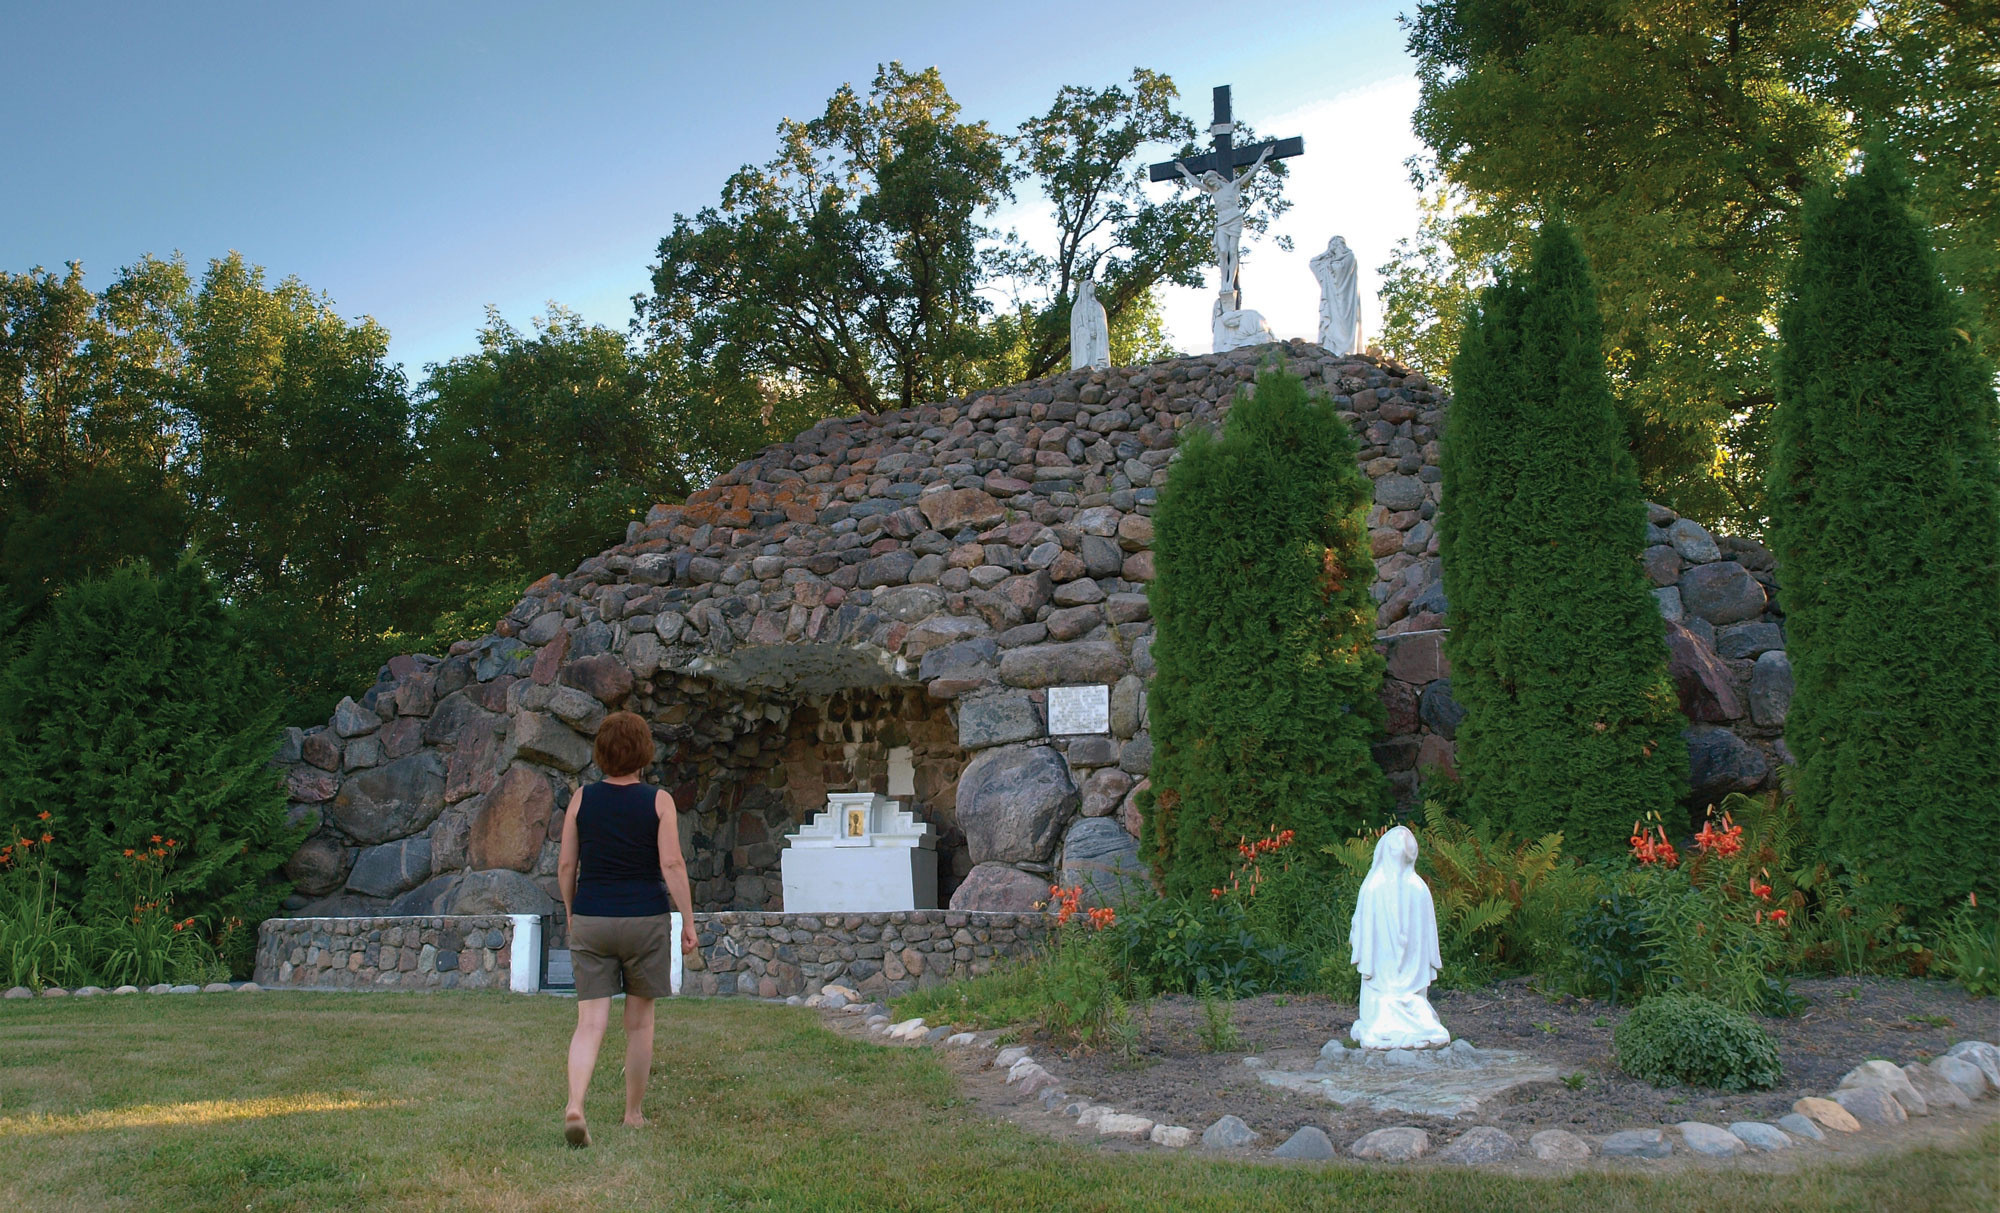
(779, 791, 939, 913)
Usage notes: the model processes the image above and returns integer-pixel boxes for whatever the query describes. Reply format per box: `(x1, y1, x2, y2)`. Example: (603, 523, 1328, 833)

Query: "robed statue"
(1070, 276, 1110, 371)
(1349, 826, 1451, 1050)
(1311, 236, 1362, 355)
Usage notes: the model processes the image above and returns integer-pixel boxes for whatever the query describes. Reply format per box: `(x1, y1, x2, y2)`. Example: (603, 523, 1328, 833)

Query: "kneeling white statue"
(1349, 825, 1451, 1049)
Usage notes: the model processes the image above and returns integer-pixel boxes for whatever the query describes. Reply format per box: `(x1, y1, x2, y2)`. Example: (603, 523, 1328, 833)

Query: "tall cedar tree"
(1770, 154, 2000, 915)
(1438, 223, 1686, 857)
(0, 559, 300, 955)
(1141, 368, 1388, 898)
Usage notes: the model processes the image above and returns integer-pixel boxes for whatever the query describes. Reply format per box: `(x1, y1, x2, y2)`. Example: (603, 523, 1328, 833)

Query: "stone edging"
(826, 998, 2000, 1166)
(3, 982, 262, 998)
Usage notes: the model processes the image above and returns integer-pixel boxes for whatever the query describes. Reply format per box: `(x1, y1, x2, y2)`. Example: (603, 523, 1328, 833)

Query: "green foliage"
(1394, 0, 1997, 527)
(177, 254, 416, 722)
(1566, 888, 1657, 1005)
(0, 260, 191, 620)
(1142, 366, 1387, 898)
(1934, 897, 2000, 999)
(0, 559, 300, 973)
(1103, 895, 1301, 998)
(1639, 867, 1800, 1017)
(1614, 993, 1782, 1091)
(0, 846, 87, 989)
(1438, 223, 1686, 857)
(1770, 151, 2000, 917)
(1411, 800, 1576, 983)
(1194, 980, 1243, 1052)
(642, 64, 1011, 417)
(1028, 927, 1127, 1050)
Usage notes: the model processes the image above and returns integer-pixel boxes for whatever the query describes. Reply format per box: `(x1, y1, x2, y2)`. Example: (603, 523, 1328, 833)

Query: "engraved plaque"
(1047, 684, 1111, 735)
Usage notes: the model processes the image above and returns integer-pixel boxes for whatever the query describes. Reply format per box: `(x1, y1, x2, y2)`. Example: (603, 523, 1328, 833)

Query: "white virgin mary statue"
(1349, 825, 1451, 1049)
(1070, 276, 1110, 371)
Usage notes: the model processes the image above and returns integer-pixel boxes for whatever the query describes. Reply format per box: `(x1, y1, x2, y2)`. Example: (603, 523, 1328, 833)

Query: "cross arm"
(1148, 135, 1304, 183)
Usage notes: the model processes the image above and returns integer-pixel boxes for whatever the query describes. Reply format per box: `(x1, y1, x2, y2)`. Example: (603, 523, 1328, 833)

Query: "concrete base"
(780, 847, 938, 914)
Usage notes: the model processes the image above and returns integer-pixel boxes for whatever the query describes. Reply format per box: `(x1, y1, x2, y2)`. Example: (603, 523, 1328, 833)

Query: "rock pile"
(268, 341, 1786, 928)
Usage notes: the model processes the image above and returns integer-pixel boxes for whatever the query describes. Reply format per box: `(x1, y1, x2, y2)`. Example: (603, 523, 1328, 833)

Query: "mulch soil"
(923, 977, 2000, 1149)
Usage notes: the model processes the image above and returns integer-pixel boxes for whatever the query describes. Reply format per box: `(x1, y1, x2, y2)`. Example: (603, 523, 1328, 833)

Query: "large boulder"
(956, 743, 1078, 864)
(446, 869, 556, 916)
(1685, 726, 1769, 802)
(391, 873, 463, 915)
(997, 642, 1128, 688)
(506, 711, 593, 773)
(1058, 818, 1151, 908)
(1664, 621, 1744, 722)
(1678, 562, 1767, 625)
(1418, 677, 1465, 739)
(283, 834, 349, 896)
(327, 752, 447, 845)
(947, 862, 1049, 912)
(1748, 651, 1794, 727)
(345, 836, 434, 898)
(956, 691, 1044, 747)
(468, 765, 556, 872)
(918, 487, 1006, 532)
(560, 654, 633, 707)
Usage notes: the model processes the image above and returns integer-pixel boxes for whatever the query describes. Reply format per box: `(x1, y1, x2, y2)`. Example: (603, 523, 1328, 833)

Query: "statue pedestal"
(780, 792, 938, 913)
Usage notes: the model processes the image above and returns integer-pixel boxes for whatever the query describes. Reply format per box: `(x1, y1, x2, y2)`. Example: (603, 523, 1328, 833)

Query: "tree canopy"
(1385, 0, 1998, 529)
(642, 65, 1287, 411)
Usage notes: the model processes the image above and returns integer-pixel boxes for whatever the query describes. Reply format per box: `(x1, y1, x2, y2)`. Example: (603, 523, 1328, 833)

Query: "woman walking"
(556, 710, 697, 1147)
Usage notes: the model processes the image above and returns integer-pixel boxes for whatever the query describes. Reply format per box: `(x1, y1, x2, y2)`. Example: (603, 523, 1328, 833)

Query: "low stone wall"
(255, 915, 521, 990)
(684, 910, 1048, 999)
(255, 909, 1050, 998)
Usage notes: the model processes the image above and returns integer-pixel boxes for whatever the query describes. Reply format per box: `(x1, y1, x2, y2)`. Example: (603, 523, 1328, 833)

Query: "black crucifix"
(1148, 85, 1304, 306)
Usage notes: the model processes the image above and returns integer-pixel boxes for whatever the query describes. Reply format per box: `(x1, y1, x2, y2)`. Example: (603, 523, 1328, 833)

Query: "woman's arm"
(557, 787, 583, 920)
(656, 790, 698, 954)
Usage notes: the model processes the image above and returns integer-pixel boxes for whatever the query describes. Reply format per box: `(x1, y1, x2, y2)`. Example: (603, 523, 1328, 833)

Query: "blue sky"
(2, 1, 1423, 375)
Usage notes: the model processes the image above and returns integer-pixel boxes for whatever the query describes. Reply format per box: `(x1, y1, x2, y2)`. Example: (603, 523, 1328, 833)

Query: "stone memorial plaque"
(1048, 684, 1110, 735)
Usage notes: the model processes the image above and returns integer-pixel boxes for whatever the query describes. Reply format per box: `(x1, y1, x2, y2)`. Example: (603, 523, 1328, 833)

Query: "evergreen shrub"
(0, 559, 301, 974)
(1140, 366, 1388, 899)
(1769, 152, 2000, 916)
(1614, 992, 1782, 1090)
(1437, 222, 1686, 856)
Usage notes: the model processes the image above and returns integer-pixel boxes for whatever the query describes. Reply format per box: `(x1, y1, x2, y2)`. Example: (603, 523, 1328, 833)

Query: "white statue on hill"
(1211, 293, 1275, 353)
(1311, 236, 1363, 355)
(1349, 825, 1451, 1050)
(1070, 276, 1110, 371)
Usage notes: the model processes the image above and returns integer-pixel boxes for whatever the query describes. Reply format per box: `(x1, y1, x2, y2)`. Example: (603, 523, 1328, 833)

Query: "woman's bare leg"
(565, 997, 612, 1141)
(621, 995, 656, 1125)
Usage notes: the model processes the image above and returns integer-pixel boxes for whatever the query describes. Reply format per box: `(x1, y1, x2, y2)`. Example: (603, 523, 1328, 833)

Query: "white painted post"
(509, 914, 542, 994)
(670, 912, 684, 995)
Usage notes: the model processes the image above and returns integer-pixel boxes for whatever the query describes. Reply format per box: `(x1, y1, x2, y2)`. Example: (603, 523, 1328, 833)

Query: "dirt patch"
(847, 977, 1998, 1156)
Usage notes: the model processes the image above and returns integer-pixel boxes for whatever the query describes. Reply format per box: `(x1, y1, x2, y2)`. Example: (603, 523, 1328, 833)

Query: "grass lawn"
(2, 993, 1995, 1212)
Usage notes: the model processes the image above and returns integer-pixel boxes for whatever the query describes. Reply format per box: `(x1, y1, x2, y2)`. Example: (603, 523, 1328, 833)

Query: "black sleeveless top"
(572, 781, 671, 917)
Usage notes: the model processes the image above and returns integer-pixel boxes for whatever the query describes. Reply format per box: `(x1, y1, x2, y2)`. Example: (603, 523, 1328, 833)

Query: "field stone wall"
(271, 340, 1785, 928)
(256, 915, 519, 990)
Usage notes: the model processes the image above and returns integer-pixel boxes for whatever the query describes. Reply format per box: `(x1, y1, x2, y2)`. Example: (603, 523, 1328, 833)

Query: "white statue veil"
(1348, 825, 1450, 1048)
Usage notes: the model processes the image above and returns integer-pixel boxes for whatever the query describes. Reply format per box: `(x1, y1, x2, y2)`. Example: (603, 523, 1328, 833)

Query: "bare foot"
(622, 1114, 653, 1128)
(564, 1111, 590, 1148)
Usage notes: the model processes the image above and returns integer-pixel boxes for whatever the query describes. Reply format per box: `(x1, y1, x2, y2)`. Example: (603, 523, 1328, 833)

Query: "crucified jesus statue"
(1178, 143, 1273, 299)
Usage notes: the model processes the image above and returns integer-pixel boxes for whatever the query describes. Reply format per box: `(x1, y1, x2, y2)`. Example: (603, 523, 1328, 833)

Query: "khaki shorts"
(568, 913, 676, 1000)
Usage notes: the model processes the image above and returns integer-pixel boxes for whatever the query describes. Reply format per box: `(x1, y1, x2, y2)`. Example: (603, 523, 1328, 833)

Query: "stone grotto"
(270, 340, 1794, 932)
